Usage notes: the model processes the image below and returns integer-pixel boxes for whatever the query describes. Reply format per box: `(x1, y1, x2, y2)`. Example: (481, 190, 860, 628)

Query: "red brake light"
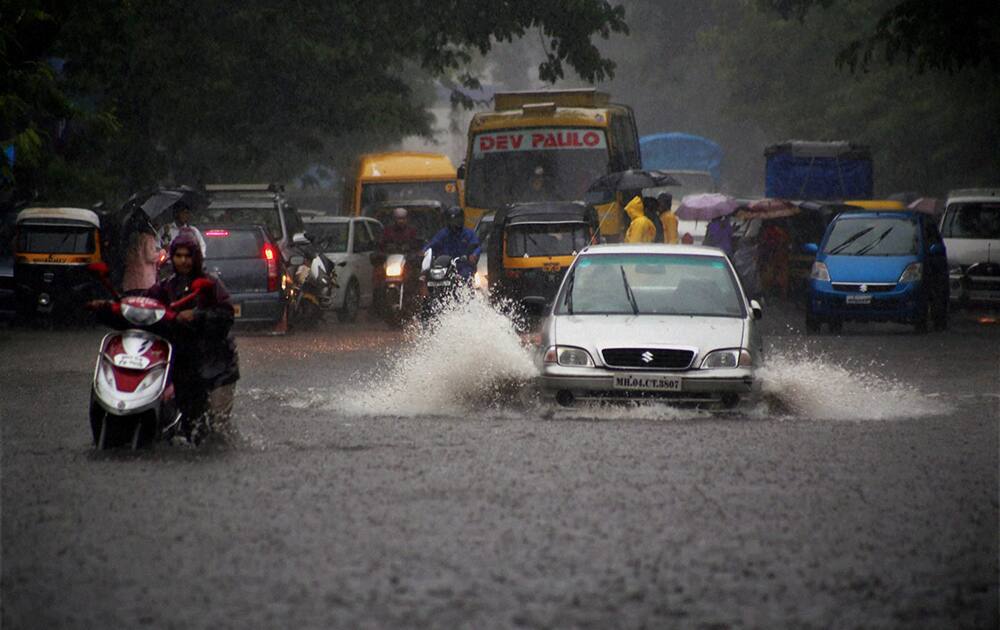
(263, 243, 278, 291)
(205, 229, 230, 237)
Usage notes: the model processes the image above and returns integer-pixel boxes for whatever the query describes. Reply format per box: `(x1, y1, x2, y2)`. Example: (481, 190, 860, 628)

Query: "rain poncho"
(624, 196, 656, 244)
(660, 210, 679, 244)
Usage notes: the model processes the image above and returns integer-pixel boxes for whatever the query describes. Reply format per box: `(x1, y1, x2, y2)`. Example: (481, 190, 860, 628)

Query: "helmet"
(392, 207, 408, 220)
(445, 205, 464, 230)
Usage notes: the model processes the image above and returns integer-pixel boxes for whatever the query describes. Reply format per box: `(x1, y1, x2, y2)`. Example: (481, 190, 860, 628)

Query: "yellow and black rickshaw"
(13, 207, 103, 319)
(486, 201, 600, 314)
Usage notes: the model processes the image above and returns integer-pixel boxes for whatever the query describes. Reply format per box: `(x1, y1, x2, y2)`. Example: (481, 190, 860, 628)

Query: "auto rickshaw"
(487, 201, 600, 315)
(13, 207, 104, 320)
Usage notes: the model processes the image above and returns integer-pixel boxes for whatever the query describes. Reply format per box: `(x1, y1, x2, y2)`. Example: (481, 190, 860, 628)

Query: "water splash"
(755, 350, 951, 421)
(339, 289, 538, 417)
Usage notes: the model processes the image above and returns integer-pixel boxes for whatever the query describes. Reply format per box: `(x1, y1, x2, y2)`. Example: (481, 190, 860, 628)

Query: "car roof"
(835, 210, 919, 221)
(304, 216, 357, 224)
(207, 199, 277, 209)
(945, 188, 1000, 204)
(17, 207, 100, 228)
(579, 243, 728, 257)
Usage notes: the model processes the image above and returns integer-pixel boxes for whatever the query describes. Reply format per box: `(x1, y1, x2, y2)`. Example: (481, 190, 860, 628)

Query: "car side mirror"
(802, 243, 819, 254)
(456, 164, 466, 180)
(750, 299, 763, 320)
(929, 243, 944, 256)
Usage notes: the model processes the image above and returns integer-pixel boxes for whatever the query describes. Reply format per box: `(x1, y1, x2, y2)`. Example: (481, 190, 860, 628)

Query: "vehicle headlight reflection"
(701, 349, 752, 369)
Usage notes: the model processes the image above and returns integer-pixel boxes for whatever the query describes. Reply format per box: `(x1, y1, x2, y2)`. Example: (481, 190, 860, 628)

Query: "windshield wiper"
(855, 226, 895, 256)
(828, 227, 875, 255)
(620, 266, 639, 315)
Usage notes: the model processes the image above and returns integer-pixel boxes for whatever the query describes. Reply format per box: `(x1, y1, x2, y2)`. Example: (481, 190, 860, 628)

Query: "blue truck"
(764, 141, 873, 200)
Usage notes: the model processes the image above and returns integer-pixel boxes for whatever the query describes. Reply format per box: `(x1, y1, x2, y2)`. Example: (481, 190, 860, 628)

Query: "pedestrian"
(158, 202, 207, 257)
(122, 217, 164, 294)
(624, 195, 656, 243)
(658, 192, 678, 244)
(704, 214, 734, 256)
(758, 221, 791, 300)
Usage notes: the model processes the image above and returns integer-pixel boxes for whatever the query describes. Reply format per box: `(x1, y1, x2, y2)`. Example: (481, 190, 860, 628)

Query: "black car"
(201, 224, 289, 333)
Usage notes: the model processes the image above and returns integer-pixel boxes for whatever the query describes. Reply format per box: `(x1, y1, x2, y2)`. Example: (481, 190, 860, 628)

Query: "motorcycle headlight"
(386, 261, 404, 278)
(898, 262, 922, 284)
(701, 349, 752, 369)
(429, 268, 447, 281)
(810, 261, 830, 282)
(543, 345, 594, 367)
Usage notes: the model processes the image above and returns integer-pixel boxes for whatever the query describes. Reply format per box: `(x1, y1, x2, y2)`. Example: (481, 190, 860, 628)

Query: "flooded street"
(2, 303, 997, 628)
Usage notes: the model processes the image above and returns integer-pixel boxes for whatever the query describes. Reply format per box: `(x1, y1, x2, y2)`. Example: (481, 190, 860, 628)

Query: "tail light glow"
(205, 229, 230, 237)
(263, 243, 279, 291)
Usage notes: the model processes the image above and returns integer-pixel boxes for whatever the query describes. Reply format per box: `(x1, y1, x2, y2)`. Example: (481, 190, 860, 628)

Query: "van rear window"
(941, 203, 1000, 239)
(203, 229, 263, 258)
(16, 226, 95, 254)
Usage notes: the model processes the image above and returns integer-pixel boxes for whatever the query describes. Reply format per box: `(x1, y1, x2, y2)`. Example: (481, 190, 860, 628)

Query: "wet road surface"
(2, 303, 997, 628)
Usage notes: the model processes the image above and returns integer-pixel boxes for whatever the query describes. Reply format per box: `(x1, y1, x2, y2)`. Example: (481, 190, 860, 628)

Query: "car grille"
(831, 283, 895, 293)
(601, 348, 695, 370)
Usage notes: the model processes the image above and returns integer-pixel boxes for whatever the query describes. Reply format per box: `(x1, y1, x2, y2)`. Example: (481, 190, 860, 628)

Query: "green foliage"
(2, 0, 628, 204)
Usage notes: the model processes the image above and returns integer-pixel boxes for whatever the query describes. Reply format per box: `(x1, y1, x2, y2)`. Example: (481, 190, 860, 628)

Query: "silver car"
(539, 244, 763, 407)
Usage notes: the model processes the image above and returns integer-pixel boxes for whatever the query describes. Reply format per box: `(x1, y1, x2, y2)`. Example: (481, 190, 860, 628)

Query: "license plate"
(613, 373, 682, 392)
(113, 353, 150, 369)
(426, 281, 451, 287)
(233, 303, 242, 318)
(543, 262, 560, 272)
(845, 294, 872, 305)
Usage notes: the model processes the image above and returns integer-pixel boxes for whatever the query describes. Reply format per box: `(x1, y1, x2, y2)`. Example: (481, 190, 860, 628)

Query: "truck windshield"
(360, 182, 457, 214)
(16, 226, 95, 254)
(505, 223, 589, 257)
(940, 203, 1000, 239)
(823, 217, 918, 256)
(466, 130, 609, 207)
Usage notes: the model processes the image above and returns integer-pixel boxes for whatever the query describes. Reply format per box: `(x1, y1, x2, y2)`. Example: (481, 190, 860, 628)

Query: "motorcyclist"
(423, 205, 481, 278)
(373, 207, 423, 313)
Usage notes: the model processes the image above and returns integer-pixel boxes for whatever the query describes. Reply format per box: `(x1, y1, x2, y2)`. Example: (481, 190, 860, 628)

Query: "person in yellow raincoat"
(624, 195, 656, 243)
(657, 192, 678, 244)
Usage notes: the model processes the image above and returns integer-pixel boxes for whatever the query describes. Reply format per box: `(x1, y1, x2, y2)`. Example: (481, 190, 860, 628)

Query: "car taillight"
(263, 244, 278, 291)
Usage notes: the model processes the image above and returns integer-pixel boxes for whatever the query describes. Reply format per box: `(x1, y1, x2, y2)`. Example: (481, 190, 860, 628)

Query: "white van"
(939, 188, 1000, 306)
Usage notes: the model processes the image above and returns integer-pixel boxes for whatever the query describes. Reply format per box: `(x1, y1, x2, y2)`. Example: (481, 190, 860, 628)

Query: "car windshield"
(196, 206, 283, 240)
(360, 182, 458, 214)
(505, 223, 590, 257)
(306, 223, 349, 253)
(556, 253, 745, 317)
(940, 202, 1000, 239)
(202, 229, 263, 258)
(16, 225, 95, 254)
(823, 217, 918, 256)
(466, 130, 609, 207)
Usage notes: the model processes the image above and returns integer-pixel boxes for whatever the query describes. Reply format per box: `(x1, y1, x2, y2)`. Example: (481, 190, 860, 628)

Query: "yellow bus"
(344, 152, 459, 217)
(461, 89, 641, 237)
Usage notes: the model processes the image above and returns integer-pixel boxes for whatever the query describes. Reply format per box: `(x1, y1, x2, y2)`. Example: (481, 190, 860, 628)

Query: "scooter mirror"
(190, 277, 215, 294)
(88, 262, 110, 277)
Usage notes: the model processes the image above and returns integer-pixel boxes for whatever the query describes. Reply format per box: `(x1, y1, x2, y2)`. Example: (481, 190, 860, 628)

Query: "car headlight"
(898, 262, 922, 283)
(701, 349, 752, 369)
(543, 345, 594, 367)
(810, 261, 830, 282)
(386, 261, 404, 278)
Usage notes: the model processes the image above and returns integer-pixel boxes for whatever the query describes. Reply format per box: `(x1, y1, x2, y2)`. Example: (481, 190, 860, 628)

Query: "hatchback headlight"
(701, 349, 752, 369)
(898, 262, 922, 283)
(543, 345, 594, 367)
(810, 261, 830, 282)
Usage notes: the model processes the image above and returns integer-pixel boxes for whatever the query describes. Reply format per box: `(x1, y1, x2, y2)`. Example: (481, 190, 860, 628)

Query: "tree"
(2, 0, 628, 203)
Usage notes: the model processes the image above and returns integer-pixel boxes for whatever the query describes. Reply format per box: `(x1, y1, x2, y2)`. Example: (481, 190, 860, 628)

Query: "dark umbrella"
(586, 169, 681, 196)
(136, 185, 207, 223)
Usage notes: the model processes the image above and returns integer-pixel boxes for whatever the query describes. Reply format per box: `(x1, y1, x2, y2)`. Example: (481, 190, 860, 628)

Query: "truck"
(764, 141, 873, 200)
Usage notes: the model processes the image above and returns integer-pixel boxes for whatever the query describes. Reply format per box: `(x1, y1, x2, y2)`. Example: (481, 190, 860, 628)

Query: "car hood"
(553, 314, 746, 357)
(943, 238, 1000, 267)
(822, 254, 916, 283)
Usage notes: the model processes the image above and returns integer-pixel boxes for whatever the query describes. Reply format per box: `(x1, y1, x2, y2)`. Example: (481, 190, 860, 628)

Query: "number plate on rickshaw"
(233, 303, 242, 318)
(543, 262, 561, 272)
(426, 281, 451, 287)
(845, 294, 871, 305)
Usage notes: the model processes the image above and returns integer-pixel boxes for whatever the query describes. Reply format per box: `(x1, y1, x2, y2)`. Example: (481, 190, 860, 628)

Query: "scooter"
(288, 249, 338, 329)
(86, 262, 214, 450)
(381, 252, 423, 327)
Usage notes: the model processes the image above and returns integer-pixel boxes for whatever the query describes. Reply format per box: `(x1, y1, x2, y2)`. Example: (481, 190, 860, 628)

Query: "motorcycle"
(420, 251, 470, 318)
(381, 252, 423, 327)
(288, 249, 338, 329)
(86, 262, 215, 450)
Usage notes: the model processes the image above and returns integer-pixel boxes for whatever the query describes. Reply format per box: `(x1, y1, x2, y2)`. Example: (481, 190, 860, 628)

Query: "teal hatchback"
(804, 211, 949, 333)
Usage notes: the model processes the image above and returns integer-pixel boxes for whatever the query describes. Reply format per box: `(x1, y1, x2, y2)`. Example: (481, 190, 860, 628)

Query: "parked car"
(804, 210, 949, 333)
(938, 188, 1000, 307)
(303, 216, 382, 322)
(196, 184, 306, 261)
(539, 243, 763, 408)
(201, 224, 289, 333)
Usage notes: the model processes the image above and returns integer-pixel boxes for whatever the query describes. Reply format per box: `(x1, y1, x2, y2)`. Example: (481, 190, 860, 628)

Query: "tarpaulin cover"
(640, 133, 722, 184)
(764, 142, 873, 200)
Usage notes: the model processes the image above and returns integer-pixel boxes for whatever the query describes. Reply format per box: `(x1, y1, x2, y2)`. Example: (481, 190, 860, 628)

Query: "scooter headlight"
(386, 260, 404, 278)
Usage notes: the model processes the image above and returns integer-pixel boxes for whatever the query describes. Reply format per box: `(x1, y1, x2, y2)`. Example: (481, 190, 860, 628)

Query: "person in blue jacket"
(423, 206, 481, 278)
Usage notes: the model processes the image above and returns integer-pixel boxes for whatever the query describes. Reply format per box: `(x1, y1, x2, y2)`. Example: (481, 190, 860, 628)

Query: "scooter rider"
(423, 205, 480, 278)
(92, 231, 239, 439)
(373, 207, 423, 312)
